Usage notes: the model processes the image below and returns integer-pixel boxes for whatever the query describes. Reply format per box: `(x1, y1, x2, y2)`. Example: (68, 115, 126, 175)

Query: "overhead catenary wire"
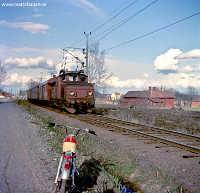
(74, 0, 158, 46)
(62, 48, 84, 65)
(91, 0, 139, 33)
(69, 37, 85, 47)
(105, 10, 200, 51)
(69, 0, 140, 46)
(96, 0, 159, 42)
(55, 49, 83, 71)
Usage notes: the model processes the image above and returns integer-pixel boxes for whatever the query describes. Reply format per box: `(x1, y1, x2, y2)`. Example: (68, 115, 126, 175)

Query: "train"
(27, 69, 95, 113)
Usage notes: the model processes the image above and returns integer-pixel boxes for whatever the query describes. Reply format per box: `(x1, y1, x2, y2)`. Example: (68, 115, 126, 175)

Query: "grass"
(17, 100, 190, 193)
(77, 134, 142, 193)
(17, 100, 64, 153)
(108, 107, 200, 135)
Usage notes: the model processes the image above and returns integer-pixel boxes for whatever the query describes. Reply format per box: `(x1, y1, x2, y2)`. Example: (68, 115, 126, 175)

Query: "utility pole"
(84, 32, 91, 75)
(40, 72, 44, 83)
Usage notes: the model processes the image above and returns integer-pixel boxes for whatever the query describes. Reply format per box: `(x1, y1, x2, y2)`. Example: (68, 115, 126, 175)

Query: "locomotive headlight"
(70, 91, 75, 96)
(88, 91, 93, 96)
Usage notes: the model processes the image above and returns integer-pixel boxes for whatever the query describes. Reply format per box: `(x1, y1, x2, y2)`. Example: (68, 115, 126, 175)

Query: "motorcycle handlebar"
(84, 128, 96, 135)
(48, 122, 96, 136)
(88, 129, 96, 135)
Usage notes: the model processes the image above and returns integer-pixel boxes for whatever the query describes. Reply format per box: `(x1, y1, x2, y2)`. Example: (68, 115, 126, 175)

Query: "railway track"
(68, 114, 200, 154)
(31, 104, 200, 154)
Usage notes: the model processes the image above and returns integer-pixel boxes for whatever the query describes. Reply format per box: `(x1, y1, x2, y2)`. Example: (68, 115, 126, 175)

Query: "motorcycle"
(52, 124, 96, 193)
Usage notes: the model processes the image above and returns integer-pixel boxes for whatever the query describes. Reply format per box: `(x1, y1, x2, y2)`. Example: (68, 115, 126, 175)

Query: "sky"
(0, 0, 200, 93)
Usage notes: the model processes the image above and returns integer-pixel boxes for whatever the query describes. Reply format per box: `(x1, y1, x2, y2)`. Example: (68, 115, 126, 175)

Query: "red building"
(121, 87, 175, 108)
(191, 95, 200, 108)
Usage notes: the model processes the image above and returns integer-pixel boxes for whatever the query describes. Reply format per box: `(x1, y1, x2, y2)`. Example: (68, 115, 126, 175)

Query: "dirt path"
(0, 103, 56, 193)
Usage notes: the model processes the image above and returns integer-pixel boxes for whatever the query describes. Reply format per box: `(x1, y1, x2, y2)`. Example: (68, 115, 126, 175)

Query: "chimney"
(149, 86, 152, 95)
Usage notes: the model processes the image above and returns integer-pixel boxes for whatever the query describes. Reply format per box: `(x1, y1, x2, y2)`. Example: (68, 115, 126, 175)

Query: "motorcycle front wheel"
(52, 181, 61, 193)
(60, 179, 67, 193)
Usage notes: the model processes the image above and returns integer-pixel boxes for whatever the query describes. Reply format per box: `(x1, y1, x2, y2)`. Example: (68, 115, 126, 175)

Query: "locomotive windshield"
(59, 69, 88, 82)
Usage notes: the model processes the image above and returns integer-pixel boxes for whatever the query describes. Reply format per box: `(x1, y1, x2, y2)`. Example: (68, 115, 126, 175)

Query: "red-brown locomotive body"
(27, 70, 95, 113)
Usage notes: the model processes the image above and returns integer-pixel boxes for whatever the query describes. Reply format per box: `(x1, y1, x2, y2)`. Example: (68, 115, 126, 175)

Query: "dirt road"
(0, 103, 54, 193)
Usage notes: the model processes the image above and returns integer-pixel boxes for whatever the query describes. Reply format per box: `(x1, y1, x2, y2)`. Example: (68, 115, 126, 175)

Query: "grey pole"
(84, 32, 91, 76)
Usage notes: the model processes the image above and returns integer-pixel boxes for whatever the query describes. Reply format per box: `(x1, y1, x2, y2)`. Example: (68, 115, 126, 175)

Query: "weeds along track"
(69, 114, 200, 155)
(30, 104, 200, 155)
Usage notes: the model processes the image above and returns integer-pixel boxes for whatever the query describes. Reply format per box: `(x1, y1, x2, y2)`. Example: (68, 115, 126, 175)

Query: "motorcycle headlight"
(88, 91, 93, 96)
(70, 91, 75, 96)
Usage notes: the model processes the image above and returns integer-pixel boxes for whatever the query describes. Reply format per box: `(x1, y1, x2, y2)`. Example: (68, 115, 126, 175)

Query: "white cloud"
(1, 45, 199, 90)
(105, 48, 200, 90)
(154, 48, 200, 75)
(4, 56, 54, 69)
(177, 49, 200, 59)
(143, 73, 149, 78)
(105, 76, 147, 89)
(0, 20, 49, 33)
(104, 72, 200, 90)
(68, 0, 104, 16)
(154, 48, 182, 73)
(3, 73, 31, 86)
(0, 45, 85, 88)
(179, 65, 194, 73)
(0, 45, 63, 74)
(158, 73, 200, 88)
(2, 71, 52, 87)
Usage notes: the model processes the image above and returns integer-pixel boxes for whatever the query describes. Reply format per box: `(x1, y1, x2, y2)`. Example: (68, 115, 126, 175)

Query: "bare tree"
(0, 61, 6, 85)
(27, 79, 39, 89)
(187, 86, 198, 96)
(88, 42, 111, 90)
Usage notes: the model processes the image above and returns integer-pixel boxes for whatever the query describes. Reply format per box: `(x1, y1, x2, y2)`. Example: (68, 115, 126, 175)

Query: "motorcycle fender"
(61, 168, 70, 180)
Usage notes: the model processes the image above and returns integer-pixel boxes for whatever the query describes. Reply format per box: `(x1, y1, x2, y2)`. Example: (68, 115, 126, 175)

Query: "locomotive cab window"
(68, 75, 78, 82)
(68, 76, 74, 81)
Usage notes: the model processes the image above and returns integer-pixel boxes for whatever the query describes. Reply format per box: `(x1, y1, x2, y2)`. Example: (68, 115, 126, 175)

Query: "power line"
(91, 0, 138, 33)
(69, 0, 139, 47)
(62, 48, 84, 66)
(105, 10, 200, 51)
(96, 0, 159, 41)
(69, 37, 85, 47)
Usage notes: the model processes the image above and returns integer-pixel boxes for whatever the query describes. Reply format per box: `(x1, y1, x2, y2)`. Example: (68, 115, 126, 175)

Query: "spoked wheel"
(60, 179, 67, 193)
(52, 179, 70, 193)
(52, 181, 61, 193)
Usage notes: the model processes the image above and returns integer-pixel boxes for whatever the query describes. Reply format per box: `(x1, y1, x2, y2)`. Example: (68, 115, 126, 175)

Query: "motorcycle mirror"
(89, 130, 96, 135)
(48, 121, 56, 127)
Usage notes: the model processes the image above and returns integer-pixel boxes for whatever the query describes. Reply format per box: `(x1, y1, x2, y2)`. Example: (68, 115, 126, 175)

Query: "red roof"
(192, 95, 200, 102)
(124, 88, 175, 99)
(150, 90, 175, 98)
(124, 91, 148, 98)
